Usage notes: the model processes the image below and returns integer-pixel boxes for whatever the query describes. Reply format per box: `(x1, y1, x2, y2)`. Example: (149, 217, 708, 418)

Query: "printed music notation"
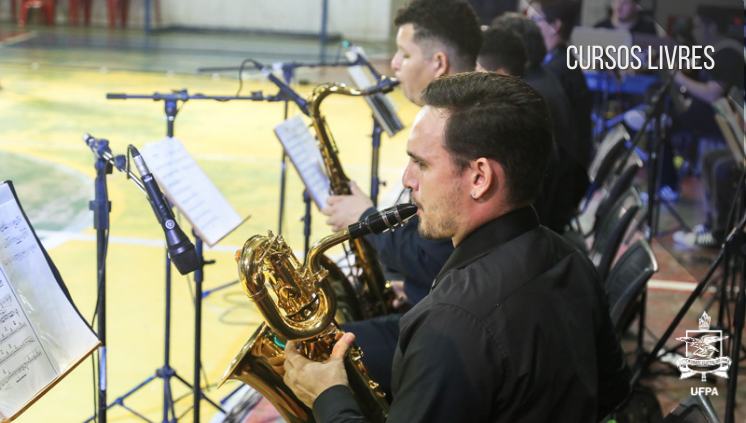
(140, 137, 244, 247)
(275, 115, 332, 209)
(0, 308, 20, 324)
(0, 337, 35, 366)
(0, 260, 56, 408)
(0, 348, 43, 391)
(0, 315, 27, 343)
(0, 182, 100, 421)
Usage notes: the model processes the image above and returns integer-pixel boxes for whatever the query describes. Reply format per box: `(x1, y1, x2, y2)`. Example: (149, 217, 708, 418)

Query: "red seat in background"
(19, 0, 55, 26)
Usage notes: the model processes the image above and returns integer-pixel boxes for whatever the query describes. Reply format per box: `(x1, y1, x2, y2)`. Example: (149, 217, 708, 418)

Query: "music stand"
(89, 90, 278, 423)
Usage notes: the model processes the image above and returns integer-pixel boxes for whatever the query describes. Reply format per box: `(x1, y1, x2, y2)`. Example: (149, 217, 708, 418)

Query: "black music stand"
(91, 90, 278, 423)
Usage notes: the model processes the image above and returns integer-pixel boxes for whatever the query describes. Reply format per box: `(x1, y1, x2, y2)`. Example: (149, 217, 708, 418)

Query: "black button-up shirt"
(360, 207, 454, 305)
(314, 206, 630, 423)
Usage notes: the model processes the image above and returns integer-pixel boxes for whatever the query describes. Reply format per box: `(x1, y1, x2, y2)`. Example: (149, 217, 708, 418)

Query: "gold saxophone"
(220, 203, 417, 423)
(309, 78, 401, 319)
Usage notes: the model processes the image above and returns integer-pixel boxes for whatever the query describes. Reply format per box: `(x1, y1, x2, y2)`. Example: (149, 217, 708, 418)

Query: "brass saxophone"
(309, 78, 401, 319)
(220, 203, 417, 423)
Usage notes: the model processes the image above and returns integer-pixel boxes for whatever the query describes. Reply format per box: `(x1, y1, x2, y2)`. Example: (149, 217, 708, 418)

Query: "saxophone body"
(310, 81, 399, 319)
(221, 204, 416, 423)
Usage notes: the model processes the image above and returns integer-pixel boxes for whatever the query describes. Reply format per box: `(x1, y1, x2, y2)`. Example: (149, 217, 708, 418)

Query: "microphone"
(348, 203, 417, 239)
(130, 146, 200, 275)
(83, 133, 126, 171)
(251, 59, 310, 116)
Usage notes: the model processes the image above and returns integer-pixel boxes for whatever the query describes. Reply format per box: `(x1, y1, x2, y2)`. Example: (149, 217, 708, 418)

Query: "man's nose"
(402, 163, 416, 191)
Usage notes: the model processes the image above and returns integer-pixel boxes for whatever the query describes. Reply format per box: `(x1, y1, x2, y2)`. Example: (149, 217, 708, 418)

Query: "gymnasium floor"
(1, 22, 744, 423)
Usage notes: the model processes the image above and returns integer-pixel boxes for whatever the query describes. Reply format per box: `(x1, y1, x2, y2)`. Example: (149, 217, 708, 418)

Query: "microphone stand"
(88, 138, 114, 423)
(103, 90, 281, 423)
(631, 170, 746, 412)
(199, 50, 402, 210)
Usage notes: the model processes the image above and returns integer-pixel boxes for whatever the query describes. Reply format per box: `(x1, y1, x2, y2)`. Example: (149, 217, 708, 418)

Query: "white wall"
(161, 0, 393, 42)
(0, 0, 394, 43)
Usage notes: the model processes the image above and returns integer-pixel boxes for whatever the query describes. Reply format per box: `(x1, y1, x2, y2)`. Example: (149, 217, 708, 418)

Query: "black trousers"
(701, 148, 742, 241)
(341, 314, 401, 402)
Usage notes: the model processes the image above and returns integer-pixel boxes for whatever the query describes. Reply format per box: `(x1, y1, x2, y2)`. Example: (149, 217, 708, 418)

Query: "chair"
(589, 186, 642, 281)
(68, 0, 92, 25)
(5, 0, 18, 22)
(661, 394, 721, 423)
(571, 155, 642, 239)
(107, 0, 128, 27)
(19, 0, 54, 26)
(582, 124, 631, 211)
(603, 239, 658, 336)
(593, 158, 642, 232)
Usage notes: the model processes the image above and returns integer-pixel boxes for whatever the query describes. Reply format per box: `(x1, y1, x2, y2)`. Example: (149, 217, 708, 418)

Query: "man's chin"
(417, 222, 448, 241)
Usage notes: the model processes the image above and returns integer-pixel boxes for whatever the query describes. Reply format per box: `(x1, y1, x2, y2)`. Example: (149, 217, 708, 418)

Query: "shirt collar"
(432, 206, 540, 287)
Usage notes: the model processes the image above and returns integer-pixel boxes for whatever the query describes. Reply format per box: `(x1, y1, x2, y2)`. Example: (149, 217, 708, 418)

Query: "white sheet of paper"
(141, 137, 244, 247)
(274, 115, 331, 209)
(0, 182, 99, 420)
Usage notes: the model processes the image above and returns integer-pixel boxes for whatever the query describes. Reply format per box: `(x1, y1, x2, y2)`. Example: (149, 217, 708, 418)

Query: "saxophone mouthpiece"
(348, 203, 417, 239)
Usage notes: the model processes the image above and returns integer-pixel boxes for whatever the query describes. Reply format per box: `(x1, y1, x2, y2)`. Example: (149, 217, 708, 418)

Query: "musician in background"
(672, 6, 745, 249)
(593, 0, 657, 34)
(283, 72, 631, 423)
(485, 14, 587, 234)
(320, 0, 482, 398)
(527, 0, 593, 172)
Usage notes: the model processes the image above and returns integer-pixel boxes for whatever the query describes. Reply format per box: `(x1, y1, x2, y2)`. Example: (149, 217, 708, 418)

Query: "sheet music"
(0, 266, 57, 414)
(275, 115, 331, 209)
(0, 182, 99, 421)
(141, 137, 244, 247)
(346, 60, 404, 137)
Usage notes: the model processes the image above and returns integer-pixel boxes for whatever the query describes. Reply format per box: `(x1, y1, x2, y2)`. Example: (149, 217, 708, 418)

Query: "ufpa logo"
(676, 312, 731, 383)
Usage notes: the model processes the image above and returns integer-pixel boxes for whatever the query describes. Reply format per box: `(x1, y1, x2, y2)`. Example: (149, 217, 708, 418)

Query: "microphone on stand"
(83, 133, 127, 171)
(251, 59, 310, 116)
(130, 145, 200, 275)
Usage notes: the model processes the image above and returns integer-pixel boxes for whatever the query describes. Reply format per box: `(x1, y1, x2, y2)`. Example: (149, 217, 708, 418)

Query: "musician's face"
(692, 16, 716, 46)
(391, 24, 439, 106)
(613, 0, 637, 22)
(403, 106, 466, 241)
(528, 4, 560, 46)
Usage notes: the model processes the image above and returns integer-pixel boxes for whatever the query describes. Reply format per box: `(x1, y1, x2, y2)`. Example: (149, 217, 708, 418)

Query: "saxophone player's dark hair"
(421, 72, 553, 206)
(478, 26, 527, 77)
(394, 0, 482, 73)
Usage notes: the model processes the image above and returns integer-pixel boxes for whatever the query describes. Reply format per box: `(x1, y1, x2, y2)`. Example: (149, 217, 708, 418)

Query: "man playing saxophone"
(284, 72, 631, 422)
(321, 0, 482, 397)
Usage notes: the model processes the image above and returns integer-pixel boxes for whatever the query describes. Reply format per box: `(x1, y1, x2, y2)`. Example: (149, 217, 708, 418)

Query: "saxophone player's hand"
(283, 332, 355, 408)
(321, 181, 374, 231)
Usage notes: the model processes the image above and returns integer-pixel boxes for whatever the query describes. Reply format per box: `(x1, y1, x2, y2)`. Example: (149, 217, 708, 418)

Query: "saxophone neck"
(306, 229, 351, 273)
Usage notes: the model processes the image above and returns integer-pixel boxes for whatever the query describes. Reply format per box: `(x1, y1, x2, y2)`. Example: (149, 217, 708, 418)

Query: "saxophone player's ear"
(431, 51, 450, 78)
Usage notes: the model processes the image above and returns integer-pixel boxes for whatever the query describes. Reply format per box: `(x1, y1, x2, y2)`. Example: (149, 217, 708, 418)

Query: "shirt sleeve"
(359, 207, 454, 294)
(385, 305, 502, 423)
(593, 283, 632, 417)
(313, 385, 368, 423)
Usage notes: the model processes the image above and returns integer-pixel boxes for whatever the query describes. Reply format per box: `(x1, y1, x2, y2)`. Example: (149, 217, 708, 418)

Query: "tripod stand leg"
(724, 259, 745, 423)
(82, 375, 158, 423)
